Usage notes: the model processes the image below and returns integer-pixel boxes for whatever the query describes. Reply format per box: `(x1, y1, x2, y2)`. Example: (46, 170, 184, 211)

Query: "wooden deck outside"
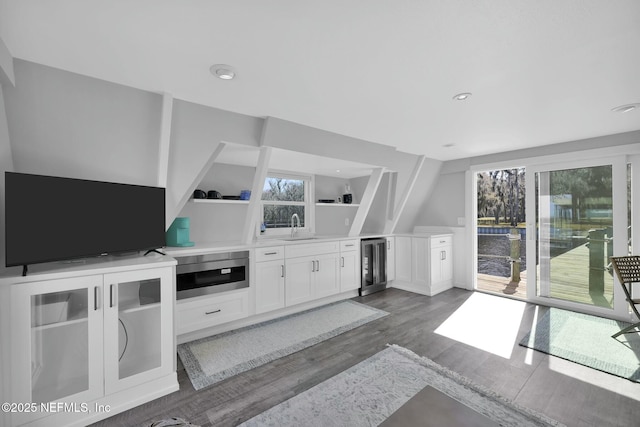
(477, 243, 615, 308)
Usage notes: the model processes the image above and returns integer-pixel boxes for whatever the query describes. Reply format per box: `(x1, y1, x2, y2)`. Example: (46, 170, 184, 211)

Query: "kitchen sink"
(282, 237, 319, 241)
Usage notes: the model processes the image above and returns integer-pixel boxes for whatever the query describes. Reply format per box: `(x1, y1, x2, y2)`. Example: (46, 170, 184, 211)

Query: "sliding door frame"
(468, 143, 640, 322)
(525, 155, 628, 320)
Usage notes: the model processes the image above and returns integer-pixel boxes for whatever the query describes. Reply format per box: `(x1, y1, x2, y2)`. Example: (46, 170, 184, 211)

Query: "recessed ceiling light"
(611, 103, 639, 113)
(210, 64, 236, 80)
(336, 169, 341, 173)
(453, 92, 472, 101)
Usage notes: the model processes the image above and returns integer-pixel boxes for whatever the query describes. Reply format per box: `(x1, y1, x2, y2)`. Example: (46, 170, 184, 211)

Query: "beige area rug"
(240, 345, 565, 427)
(178, 300, 388, 390)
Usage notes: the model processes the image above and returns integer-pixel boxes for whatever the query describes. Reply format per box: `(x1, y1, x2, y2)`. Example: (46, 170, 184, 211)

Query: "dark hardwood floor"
(92, 288, 640, 427)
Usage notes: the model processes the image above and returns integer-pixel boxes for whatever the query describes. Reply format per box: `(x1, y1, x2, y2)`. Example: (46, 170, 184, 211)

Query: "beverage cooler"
(360, 238, 387, 296)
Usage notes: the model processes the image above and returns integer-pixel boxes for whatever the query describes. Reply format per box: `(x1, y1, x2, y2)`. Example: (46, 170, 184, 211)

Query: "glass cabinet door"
(104, 267, 173, 395)
(31, 288, 90, 403)
(116, 278, 162, 379)
(11, 276, 103, 423)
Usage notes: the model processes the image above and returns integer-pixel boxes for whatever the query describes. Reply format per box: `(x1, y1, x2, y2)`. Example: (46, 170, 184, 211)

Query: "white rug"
(240, 345, 565, 427)
(178, 300, 388, 390)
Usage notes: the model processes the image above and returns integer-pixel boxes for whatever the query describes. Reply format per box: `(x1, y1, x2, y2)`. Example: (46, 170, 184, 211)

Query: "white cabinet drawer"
(176, 290, 249, 335)
(340, 239, 359, 252)
(430, 235, 452, 249)
(285, 241, 340, 258)
(255, 246, 285, 262)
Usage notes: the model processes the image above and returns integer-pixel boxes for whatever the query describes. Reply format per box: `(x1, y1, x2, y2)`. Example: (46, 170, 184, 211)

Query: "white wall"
(3, 60, 162, 186)
(394, 157, 443, 233)
(260, 117, 434, 227)
(198, 163, 255, 197)
(415, 170, 465, 226)
(166, 100, 263, 222)
(0, 85, 14, 272)
(0, 36, 14, 273)
(0, 59, 447, 248)
(315, 175, 359, 236)
(358, 173, 388, 234)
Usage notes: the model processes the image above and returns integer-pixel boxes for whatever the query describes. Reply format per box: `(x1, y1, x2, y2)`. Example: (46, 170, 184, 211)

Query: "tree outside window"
(262, 175, 309, 230)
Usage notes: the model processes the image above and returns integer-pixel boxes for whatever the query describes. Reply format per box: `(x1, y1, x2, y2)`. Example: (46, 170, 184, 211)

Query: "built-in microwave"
(175, 251, 249, 300)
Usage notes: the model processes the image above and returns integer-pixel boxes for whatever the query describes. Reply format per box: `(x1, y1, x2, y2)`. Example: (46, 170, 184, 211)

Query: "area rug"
(178, 300, 388, 390)
(519, 307, 640, 382)
(239, 345, 564, 427)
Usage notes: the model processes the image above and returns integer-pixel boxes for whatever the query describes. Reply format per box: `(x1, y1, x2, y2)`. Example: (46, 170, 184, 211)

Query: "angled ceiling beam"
(241, 146, 272, 244)
(157, 92, 173, 189)
(166, 142, 226, 229)
(348, 167, 384, 237)
(384, 155, 425, 234)
(0, 36, 14, 87)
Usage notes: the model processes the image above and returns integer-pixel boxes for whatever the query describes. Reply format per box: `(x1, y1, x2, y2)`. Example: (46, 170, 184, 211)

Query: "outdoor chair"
(609, 256, 640, 338)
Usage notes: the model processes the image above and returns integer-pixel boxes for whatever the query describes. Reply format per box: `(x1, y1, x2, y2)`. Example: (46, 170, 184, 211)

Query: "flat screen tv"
(5, 172, 166, 269)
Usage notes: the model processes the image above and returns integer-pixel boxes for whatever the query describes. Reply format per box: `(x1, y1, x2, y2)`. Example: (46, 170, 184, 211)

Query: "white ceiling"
(1, 1, 639, 161)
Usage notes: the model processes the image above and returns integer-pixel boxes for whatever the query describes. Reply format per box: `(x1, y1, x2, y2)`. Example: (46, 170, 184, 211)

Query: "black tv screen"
(5, 172, 166, 267)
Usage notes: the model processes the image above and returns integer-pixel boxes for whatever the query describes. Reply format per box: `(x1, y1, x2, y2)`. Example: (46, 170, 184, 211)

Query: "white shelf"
(120, 300, 161, 314)
(191, 199, 249, 205)
(315, 203, 360, 207)
(32, 316, 88, 332)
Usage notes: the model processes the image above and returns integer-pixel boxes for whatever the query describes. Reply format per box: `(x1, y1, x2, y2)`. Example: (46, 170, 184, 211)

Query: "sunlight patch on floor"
(547, 355, 640, 401)
(435, 292, 526, 359)
(524, 306, 539, 365)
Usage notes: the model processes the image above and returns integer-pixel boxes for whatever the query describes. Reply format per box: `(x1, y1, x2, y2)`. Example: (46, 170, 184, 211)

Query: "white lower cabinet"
(394, 236, 413, 283)
(393, 234, 453, 296)
(254, 260, 286, 314)
(339, 240, 360, 292)
(176, 289, 249, 335)
(254, 246, 286, 314)
(284, 241, 341, 306)
(284, 255, 317, 306)
(314, 253, 340, 298)
(386, 237, 396, 282)
(428, 236, 454, 294)
(3, 261, 177, 427)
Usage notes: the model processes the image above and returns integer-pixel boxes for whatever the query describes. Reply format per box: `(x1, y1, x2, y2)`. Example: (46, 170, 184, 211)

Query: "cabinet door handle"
(311, 261, 315, 272)
(316, 260, 320, 271)
(109, 284, 115, 308)
(94, 286, 99, 310)
(345, 244, 355, 247)
(205, 309, 221, 315)
(264, 251, 277, 255)
(441, 250, 446, 260)
(281, 264, 285, 278)
(341, 256, 345, 267)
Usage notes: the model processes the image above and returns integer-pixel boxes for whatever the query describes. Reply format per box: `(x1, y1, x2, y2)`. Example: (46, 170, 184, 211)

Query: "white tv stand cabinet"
(0, 254, 178, 427)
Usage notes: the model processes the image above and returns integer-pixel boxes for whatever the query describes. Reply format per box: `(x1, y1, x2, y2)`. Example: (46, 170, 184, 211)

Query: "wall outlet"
(457, 217, 465, 226)
(345, 218, 350, 226)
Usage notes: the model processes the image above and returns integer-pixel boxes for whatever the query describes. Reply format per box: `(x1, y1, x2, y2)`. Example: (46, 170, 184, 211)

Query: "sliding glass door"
(525, 157, 628, 317)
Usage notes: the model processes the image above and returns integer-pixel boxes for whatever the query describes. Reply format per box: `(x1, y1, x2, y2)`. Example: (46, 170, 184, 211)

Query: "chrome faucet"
(291, 213, 300, 238)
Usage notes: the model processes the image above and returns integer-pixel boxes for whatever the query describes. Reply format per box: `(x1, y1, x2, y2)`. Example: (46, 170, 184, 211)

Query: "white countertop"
(163, 233, 395, 257)
(0, 252, 177, 284)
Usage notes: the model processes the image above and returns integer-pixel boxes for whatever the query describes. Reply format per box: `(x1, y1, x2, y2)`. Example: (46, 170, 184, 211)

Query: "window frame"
(259, 170, 315, 237)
